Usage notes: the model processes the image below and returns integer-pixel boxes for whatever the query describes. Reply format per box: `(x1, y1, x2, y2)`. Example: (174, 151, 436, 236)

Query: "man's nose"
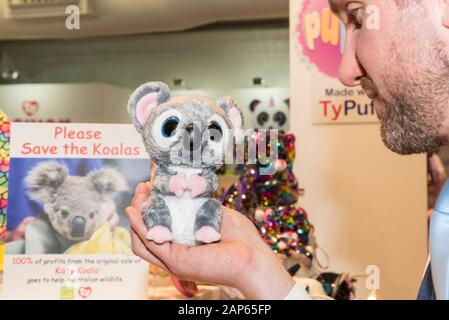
(338, 33, 365, 87)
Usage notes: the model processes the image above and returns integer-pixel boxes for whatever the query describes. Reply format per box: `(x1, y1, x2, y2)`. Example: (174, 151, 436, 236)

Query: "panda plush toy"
(249, 97, 290, 131)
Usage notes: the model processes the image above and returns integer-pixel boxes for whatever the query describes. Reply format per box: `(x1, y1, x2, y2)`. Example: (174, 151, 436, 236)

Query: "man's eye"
(347, 8, 363, 29)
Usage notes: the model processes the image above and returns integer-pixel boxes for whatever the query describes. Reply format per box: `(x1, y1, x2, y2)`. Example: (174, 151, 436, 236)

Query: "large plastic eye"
(208, 121, 223, 142)
(274, 112, 286, 126)
(257, 112, 269, 126)
(161, 116, 179, 138)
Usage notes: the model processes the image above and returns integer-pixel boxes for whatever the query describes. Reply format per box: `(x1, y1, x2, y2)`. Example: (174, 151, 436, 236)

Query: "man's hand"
(126, 182, 296, 299)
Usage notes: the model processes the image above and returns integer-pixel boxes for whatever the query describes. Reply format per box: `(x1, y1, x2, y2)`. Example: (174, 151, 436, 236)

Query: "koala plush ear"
(25, 161, 68, 203)
(217, 96, 244, 135)
(88, 168, 128, 195)
(128, 82, 171, 132)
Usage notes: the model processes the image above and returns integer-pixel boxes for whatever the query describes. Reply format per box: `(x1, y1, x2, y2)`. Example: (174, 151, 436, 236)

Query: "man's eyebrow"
(328, 0, 345, 15)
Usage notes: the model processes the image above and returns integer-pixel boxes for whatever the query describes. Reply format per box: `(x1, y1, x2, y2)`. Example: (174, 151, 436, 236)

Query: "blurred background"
(0, 0, 290, 127)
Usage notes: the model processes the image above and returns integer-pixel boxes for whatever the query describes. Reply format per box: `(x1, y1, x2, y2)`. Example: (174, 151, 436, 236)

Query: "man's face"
(330, 0, 449, 155)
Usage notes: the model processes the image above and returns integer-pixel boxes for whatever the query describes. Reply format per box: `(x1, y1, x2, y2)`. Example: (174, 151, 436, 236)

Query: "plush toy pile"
(222, 131, 313, 258)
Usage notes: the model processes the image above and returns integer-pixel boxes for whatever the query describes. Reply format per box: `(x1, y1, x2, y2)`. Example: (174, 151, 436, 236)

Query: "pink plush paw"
(147, 226, 172, 244)
(195, 226, 221, 243)
(169, 173, 188, 197)
(189, 174, 208, 198)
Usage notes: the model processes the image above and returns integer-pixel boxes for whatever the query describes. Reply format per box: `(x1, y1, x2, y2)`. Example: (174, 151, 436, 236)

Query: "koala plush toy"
(6, 161, 128, 254)
(128, 82, 243, 246)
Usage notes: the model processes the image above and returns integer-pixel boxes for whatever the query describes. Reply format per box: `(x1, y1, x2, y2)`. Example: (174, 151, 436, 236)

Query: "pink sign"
(295, 0, 346, 78)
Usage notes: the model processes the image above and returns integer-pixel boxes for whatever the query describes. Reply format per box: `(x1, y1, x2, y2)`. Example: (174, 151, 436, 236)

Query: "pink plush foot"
(195, 226, 221, 243)
(169, 173, 188, 197)
(189, 174, 208, 198)
(147, 226, 172, 244)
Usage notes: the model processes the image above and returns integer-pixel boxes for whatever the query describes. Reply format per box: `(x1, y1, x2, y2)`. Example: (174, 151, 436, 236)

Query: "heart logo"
(22, 100, 39, 117)
(78, 286, 92, 299)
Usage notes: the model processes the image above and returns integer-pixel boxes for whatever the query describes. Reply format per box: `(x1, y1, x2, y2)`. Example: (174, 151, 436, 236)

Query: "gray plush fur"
(128, 81, 243, 245)
(7, 161, 128, 254)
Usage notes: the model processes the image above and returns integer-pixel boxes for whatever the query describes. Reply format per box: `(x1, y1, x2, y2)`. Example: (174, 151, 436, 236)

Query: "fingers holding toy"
(126, 204, 295, 299)
(126, 205, 151, 242)
(129, 227, 168, 270)
(150, 163, 157, 179)
(135, 181, 151, 197)
(127, 206, 213, 286)
(126, 202, 213, 281)
(131, 182, 151, 210)
(140, 229, 254, 288)
(126, 206, 168, 270)
(132, 207, 249, 278)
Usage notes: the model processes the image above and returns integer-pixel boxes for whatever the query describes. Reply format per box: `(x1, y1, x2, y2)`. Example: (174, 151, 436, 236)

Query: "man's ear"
(25, 161, 68, 203)
(217, 96, 244, 135)
(88, 168, 128, 195)
(441, 0, 449, 28)
(128, 82, 171, 133)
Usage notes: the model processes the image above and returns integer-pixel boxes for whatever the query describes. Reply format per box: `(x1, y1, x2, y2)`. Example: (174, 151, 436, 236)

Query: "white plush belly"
(165, 166, 205, 245)
(164, 195, 206, 246)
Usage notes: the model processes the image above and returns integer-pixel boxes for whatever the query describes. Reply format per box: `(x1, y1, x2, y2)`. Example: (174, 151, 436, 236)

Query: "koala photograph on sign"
(6, 159, 136, 255)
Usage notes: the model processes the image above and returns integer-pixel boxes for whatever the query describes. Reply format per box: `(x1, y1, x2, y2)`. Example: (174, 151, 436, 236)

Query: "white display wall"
(290, 0, 427, 299)
(0, 83, 131, 124)
(0, 83, 289, 130)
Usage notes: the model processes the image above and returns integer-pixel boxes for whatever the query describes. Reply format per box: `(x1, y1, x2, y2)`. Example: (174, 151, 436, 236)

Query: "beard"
(366, 38, 449, 155)
(379, 95, 444, 155)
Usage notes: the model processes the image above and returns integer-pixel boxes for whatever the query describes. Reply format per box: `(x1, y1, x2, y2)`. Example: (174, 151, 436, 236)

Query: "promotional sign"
(294, 0, 377, 124)
(3, 122, 150, 299)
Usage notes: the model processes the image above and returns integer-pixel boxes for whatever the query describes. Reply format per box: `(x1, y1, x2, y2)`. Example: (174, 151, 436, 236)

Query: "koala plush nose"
(185, 123, 201, 152)
(71, 216, 86, 238)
